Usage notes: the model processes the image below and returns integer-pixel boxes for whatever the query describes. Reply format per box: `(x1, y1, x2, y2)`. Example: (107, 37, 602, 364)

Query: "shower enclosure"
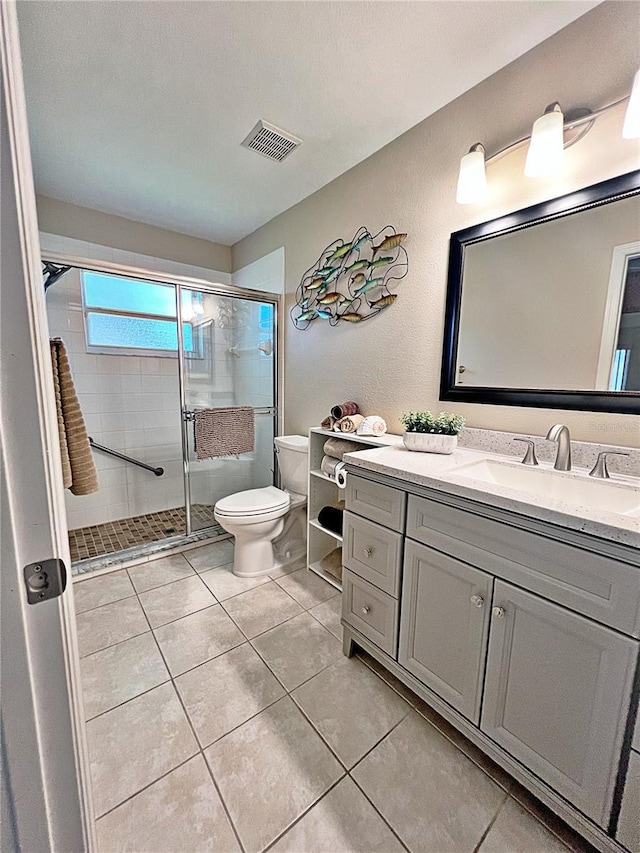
(44, 261, 278, 567)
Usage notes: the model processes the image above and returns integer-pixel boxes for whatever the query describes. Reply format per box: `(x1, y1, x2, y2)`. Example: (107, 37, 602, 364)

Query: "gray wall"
(37, 195, 232, 273)
(232, 2, 640, 447)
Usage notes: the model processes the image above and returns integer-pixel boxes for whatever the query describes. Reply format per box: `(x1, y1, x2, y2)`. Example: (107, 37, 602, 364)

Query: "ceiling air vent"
(241, 120, 301, 162)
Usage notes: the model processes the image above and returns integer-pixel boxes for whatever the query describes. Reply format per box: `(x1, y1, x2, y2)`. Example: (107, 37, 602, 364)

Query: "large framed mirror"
(440, 171, 640, 414)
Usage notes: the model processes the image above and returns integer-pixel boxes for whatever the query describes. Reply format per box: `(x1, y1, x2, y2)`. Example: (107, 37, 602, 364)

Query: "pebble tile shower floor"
(68, 505, 221, 562)
(73, 540, 593, 853)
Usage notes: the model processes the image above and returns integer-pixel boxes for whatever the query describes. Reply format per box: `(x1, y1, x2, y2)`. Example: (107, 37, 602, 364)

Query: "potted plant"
(400, 411, 466, 454)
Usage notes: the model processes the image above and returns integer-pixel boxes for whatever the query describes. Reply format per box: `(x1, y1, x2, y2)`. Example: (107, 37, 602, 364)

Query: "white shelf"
(310, 468, 334, 482)
(308, 560, 342, 591)
(309, 517, 343, 542)
(310, 427, 403, 449)
(307, 426, 399, 594)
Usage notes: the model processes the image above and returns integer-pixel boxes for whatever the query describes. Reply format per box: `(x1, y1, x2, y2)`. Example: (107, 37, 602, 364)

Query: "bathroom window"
(82, 272, 198, 356)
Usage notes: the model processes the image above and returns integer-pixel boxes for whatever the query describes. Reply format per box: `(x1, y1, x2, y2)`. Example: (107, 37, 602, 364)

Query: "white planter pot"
(402, 432, 458, 454)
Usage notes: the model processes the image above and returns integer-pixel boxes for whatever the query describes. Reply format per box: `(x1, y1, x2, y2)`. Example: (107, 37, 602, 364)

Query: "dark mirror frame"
(440, 170, 640, 415)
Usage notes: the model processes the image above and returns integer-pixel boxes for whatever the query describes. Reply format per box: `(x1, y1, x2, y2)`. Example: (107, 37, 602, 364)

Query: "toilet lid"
(215, 486, 290, 517)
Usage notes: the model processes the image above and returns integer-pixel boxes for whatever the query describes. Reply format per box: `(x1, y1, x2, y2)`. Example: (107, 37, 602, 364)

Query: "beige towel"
(319, 547, 343, 582)
(50, 339, 98, 495)
(335, 414, 365, 434)
(323, 437, 361, 460)
(320, 415, 336, 430)
(194, 407, 255, 459)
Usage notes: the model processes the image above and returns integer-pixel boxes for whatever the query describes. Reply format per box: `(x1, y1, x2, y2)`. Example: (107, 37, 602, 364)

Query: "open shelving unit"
(307, 427, 403, 590)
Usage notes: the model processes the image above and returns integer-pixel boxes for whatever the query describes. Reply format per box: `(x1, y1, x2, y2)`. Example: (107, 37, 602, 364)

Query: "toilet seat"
(215, 485, 290, 518)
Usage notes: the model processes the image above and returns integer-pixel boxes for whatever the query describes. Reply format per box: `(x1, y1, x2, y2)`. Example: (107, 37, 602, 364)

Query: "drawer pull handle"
(492, 606, 506, 619)
(361, 605, 371, 615)
(363, 547, 373, 558)
(470, 594, 484, 608)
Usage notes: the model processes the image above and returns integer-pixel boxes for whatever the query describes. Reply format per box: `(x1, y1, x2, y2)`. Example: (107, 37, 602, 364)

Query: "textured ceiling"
(17, 1, 599, 244)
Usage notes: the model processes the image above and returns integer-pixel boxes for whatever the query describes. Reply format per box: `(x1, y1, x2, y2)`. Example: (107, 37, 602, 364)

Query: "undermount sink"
(451, 459, 640, 517)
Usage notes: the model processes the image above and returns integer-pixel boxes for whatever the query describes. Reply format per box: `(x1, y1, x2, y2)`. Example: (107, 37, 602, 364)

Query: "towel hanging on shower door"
(193, 407, 255, 459)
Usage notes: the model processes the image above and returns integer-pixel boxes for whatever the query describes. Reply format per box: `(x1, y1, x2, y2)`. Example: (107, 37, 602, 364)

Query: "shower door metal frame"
(41, 252, 282, 538)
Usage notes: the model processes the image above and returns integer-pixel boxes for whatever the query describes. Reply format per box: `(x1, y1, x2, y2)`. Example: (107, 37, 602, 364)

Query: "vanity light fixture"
(456, 68, 640, 204)
(524, 103, 564, 177)
(456, 143, 487, 204)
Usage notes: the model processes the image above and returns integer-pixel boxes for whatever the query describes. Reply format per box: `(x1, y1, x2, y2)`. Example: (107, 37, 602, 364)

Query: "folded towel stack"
(321, 401, 360, 432)
(323, 437, 361, 460)
(319, 546, 343, 583)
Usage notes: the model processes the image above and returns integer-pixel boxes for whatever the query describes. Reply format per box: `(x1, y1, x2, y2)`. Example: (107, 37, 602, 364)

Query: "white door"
(1, 4, 95, 850)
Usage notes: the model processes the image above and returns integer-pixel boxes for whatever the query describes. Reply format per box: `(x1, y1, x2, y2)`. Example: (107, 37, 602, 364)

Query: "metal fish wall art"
(291, 225, 408, 329)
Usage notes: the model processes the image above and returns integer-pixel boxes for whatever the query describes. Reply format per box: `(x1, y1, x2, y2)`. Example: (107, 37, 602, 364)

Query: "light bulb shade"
(456, 146, 487, 204)
(623, 69, 640, 139)
(524, 105, 564, 177)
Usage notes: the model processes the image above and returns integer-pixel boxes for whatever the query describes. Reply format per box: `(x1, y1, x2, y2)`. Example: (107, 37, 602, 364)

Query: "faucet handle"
(589, 451, 629, 480)
(513, 438, 539, 466)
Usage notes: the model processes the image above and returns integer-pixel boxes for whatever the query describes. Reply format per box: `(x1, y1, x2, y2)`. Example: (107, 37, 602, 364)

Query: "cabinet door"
(398, 540, 493, 724)
(482, 581, 638, 827)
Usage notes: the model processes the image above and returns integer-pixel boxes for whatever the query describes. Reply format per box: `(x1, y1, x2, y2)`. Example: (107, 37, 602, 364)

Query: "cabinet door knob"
(361, 605, 371, 615)
(363, 547, 373, 558)
(492, 606, 506, 619)
(470, 593, 484, 608)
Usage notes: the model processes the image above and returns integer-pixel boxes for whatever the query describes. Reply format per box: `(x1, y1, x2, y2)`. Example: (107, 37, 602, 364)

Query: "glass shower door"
(178, 287, 277, 533)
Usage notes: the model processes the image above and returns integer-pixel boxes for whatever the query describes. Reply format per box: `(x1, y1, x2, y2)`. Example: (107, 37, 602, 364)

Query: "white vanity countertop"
(343, 445, 640, 548)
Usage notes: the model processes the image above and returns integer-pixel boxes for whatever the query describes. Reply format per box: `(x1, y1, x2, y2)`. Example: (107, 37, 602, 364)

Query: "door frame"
(1, 2, 95, 849)
(595, 240, 640, 390)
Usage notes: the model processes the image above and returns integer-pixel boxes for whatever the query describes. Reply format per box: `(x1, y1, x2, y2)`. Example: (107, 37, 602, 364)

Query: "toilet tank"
(274, 435, 309, 497)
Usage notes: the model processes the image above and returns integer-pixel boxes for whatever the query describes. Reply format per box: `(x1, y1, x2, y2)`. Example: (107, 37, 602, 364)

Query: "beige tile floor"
(73, 540, 592, 853)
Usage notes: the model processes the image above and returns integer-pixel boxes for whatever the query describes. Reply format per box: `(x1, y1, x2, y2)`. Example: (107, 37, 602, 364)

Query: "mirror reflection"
(456, 193, 640, 393)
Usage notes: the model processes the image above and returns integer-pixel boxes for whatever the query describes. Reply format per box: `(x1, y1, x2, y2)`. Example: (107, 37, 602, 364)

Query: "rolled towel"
(331, 401, 359, 419)
(356, 415, 387, 436)
(318, 505, 344, 536)
(323, 437, 361, 460)
(320, 415, 336, 430)
(337, 414, 365, 434)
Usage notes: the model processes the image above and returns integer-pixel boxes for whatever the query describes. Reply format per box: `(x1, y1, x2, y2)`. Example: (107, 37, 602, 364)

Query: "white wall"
(37, 195, 232, 273)
(232, 3, 640, 448)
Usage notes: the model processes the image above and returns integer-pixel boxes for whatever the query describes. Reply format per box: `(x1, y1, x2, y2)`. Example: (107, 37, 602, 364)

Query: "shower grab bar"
(182, 406, 277, 421)
(88, 437, 164, 476)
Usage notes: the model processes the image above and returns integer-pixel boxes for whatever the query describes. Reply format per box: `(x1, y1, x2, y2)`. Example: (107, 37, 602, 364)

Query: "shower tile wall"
(46, 269, 185, 531)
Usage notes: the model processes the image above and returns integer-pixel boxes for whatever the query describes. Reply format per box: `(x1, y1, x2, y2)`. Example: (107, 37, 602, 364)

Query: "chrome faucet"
(546, 424, 572, 471)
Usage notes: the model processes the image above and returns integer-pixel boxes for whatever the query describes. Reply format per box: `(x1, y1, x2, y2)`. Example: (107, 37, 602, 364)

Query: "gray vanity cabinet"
(481, 580, 638, 827)
(398, 540, 493, 724)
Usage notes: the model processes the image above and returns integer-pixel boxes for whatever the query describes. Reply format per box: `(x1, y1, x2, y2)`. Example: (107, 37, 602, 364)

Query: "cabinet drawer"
(399, 541, 493, 724)
(346, 475, 406, 532)
(482, 580, 638, 827)
(342, 569, 399, 657)
(407, 494, 640, 635)
(617, 750, 640, 853)
(343, 512, 403, 596)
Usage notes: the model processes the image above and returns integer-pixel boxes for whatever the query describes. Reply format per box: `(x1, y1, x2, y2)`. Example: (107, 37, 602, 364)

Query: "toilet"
(214, 435, 309, 577)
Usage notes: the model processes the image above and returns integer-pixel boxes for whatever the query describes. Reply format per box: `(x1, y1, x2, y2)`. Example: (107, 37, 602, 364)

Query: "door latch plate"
(23, 558, 67, 604)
